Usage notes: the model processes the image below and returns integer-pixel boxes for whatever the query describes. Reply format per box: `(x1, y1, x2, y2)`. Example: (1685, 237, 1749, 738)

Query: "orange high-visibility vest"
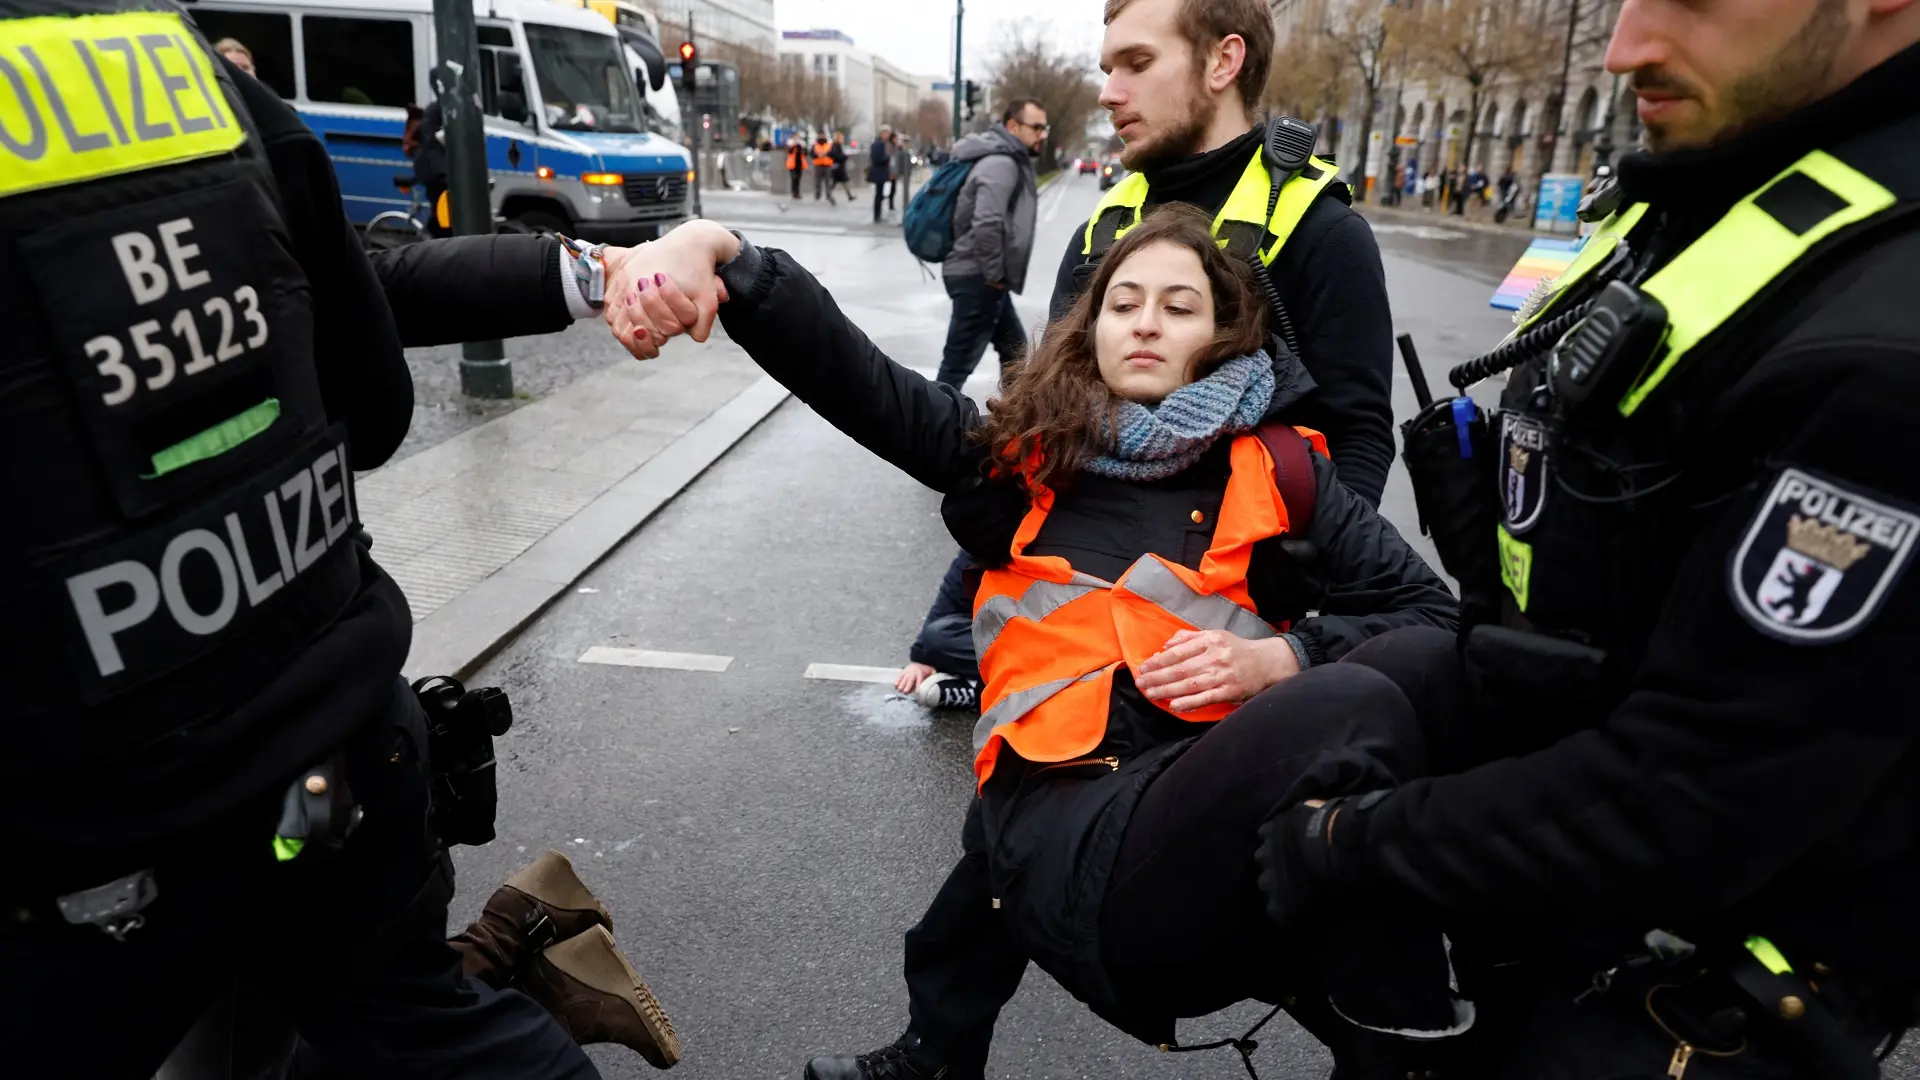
(787, 145, 803, 170)
(812, 142, 834, 168)
(970, 430, 1327, 789)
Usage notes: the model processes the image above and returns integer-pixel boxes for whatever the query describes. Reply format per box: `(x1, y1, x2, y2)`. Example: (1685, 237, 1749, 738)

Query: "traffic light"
(963, 80, 981, 121)
(678, 40, 696, 66)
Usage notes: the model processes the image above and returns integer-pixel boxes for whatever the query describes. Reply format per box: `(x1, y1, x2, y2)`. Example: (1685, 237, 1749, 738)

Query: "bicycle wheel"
(363, 211, 426, 251)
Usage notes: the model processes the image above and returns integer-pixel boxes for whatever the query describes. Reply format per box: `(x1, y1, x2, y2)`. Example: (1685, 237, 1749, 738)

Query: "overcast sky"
(777, 0, 1107, 85)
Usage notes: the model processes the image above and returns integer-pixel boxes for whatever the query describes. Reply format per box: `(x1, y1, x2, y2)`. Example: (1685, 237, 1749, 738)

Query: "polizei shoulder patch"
(1730, 468, 1918, 643)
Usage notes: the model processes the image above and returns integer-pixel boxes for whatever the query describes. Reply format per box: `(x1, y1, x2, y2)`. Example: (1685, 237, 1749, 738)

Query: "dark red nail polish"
(637, 278, 647, 292)
(653, 272, 665, 287)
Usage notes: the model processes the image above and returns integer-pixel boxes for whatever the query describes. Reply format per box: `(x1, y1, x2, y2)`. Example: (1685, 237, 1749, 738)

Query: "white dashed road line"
(802, 663, 904, 684)
(578, 647, 735, 672)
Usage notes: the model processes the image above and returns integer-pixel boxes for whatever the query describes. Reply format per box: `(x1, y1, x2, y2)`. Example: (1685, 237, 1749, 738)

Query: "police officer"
(1255, 0, 1920, 1075)
(0, 2, 643, 1074)
(1057, 0, 1395, 509)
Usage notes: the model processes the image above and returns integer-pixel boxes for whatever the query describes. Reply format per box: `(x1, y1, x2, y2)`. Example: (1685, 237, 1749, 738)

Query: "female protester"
(612, 207, 1467, 1079)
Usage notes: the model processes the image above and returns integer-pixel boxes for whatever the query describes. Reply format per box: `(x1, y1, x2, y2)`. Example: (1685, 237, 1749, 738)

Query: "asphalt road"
(450, 175, 1915, 1080)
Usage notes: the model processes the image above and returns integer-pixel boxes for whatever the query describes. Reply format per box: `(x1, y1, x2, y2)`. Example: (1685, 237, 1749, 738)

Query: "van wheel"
(514, 210, 570, 235)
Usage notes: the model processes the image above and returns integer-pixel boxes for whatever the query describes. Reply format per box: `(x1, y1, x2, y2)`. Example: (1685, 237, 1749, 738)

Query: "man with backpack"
(932, 98, 1047, 388)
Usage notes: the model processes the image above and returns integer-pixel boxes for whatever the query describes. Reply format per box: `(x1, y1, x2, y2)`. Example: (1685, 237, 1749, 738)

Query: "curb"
(401, 375, 791, 682)
(1354, 201, 1542, 240)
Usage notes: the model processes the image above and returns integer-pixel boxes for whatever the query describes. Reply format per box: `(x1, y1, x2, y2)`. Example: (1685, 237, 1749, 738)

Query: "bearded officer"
(0, 2, 626, 1074)
(1254, 0, 1920, 1075)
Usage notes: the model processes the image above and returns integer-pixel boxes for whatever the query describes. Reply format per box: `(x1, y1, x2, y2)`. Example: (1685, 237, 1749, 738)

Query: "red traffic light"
(678, 40, 696, 62)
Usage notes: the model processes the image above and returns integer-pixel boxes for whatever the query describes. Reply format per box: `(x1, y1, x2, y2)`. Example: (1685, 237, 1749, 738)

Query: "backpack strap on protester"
(1254, 421, 1318, 538)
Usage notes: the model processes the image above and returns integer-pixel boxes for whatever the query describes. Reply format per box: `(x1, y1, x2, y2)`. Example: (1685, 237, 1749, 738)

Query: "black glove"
(1255, 790, 1390, 929)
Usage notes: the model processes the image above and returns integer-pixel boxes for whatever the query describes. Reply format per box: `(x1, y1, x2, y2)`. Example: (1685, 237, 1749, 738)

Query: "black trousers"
(873, 179, 888, 222)
(0, 682, 594, 1080)
(936, 275, 1026, 388)
(902, 662, 1457, 1076)
(914, 612, 979, 682)
(790, 169, 803, 198)
(1334, 628, 1893, 1080)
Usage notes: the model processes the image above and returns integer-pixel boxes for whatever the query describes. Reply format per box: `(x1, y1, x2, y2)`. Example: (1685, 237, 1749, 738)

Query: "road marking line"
(579, 647, 734, 672)
(804, 663, 902, 684)
(1042, 175, 1070, 222)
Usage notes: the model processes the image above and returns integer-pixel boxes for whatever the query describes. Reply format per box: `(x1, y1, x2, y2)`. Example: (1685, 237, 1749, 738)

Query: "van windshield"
(525, 23, 643, 133)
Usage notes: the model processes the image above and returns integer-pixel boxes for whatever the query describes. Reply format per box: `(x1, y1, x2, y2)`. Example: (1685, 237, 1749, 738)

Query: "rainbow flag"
(1491, 237, 1581, 311)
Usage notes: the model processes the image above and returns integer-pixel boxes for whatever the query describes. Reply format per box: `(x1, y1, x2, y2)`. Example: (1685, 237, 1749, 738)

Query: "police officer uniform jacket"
(4, 33, 590, 890)
(1280, 43, 1920, 988)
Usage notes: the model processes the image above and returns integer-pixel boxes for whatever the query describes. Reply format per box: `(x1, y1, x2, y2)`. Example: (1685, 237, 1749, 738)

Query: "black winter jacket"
(1296, 45, 1920, 985)
(715, 241, 1455, 672)
(1050, 129, 1396, 508)
(716, 238, 1454, 1033)
(17, 70, 580, 882)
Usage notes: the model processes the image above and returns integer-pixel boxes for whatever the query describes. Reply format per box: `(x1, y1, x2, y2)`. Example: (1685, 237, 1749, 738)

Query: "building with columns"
(1270, 0, 1640, 204)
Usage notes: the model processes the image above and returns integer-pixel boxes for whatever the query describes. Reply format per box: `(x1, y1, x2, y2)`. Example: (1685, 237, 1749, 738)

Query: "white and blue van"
(188, 0, 693, 242)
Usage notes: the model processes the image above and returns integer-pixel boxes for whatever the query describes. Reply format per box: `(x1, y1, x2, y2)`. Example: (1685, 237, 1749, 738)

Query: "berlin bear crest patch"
(1730, 468, 1918, 643)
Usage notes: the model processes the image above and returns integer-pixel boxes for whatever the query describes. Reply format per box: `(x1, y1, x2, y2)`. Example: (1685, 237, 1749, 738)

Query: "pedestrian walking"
(1449, 165, 1469, 215)
(890, 135, 913, 215)
(870, 126, 894, 223)
(933, 99, 1046, 387)
(786, 135, 806, 199)
(811, 133, 835, 203)
(1421, 170, 1436, 209)
(1465, 166, 1488, 217)
(830, 131, 854, 203)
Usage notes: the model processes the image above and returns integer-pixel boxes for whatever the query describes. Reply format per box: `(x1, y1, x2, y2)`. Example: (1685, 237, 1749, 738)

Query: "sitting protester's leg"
(809, 803, 1027, 1080)
(1100, 665, 1467, 1065)
(912, 613, 979, 683)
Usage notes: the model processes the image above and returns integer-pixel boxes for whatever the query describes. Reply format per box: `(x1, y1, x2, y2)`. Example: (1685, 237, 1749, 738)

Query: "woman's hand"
(894, 662, 936, 694)
(602, 220, 741, 359)
(1134, 628, 1301, 712)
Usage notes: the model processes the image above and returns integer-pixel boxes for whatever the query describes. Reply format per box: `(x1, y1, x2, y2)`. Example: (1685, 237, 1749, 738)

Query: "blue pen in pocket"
(1452, 396, 1477, 459)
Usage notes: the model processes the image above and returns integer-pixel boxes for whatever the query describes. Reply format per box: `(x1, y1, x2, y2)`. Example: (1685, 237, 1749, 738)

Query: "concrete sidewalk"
(356, 338, 789, 682)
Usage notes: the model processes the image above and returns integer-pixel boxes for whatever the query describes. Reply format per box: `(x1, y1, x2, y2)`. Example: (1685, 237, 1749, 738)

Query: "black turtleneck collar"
(1140, 127, 1263, 212)
(1616, 41, 1920, 216)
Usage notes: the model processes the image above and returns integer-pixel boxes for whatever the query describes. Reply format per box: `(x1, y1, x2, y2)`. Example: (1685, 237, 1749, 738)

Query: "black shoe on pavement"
(804, 1034, 949, 1080)
(913, 674, 980, 711)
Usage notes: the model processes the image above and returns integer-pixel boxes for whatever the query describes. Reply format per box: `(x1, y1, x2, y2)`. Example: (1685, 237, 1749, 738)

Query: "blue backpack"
(902, 158, 979, 262)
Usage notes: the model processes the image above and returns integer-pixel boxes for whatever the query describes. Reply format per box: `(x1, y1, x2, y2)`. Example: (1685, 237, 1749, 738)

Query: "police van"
(186, 0, 693, 242)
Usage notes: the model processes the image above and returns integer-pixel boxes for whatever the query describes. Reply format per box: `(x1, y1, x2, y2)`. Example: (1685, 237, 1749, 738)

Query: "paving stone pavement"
(352, 336, 782, 675)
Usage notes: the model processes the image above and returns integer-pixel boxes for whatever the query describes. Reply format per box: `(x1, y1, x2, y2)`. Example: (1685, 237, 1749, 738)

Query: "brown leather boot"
(527, 924, 681, 1068)
(450, 850, 614, 987)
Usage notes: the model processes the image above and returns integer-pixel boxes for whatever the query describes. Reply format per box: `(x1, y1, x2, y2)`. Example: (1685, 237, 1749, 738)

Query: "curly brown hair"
(977, 204, 1268, 491)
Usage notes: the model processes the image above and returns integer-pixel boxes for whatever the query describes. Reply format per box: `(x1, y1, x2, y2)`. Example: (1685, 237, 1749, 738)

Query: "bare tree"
(1320, 0, 1401, 199)
(914, 96, 952, 149)
(1264, 8, 1354, 139)
(984, 20, 1102, 172)
(1405, 0, 1559, 169)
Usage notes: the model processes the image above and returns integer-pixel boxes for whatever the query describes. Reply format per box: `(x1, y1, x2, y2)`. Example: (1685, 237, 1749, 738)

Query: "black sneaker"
(804, 1033, 948, 1079)
(913, 674, 980, 711)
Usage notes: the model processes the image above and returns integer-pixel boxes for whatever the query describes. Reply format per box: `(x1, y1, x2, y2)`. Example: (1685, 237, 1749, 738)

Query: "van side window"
(478, 33, 527, 121)
(303, 16, 414, 107)
(190, 10, 294, 99)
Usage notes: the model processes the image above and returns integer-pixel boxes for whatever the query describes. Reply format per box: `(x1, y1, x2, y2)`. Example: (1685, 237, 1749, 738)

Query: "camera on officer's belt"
(414, 675, 514, 848)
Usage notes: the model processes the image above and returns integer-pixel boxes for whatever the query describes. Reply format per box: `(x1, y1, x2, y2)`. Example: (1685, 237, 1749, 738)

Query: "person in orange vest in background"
(786, 135, 807, 200)
(605, 205, 1466, 1080)
(811, 133, 837, 204)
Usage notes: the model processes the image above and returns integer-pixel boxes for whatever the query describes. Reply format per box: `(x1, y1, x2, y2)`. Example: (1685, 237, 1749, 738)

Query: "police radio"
(1548, 280, 1670, 416)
